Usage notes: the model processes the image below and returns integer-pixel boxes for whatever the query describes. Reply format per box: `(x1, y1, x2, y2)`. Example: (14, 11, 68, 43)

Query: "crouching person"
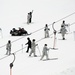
(40, 44, 50, 60)
(29, 39, 38, 57)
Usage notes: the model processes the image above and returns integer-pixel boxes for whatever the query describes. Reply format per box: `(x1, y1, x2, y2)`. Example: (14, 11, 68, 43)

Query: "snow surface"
(0, 0, 75, 75)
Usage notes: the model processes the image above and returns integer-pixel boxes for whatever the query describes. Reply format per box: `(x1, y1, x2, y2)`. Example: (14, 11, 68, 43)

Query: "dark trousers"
(26, 46, 31, 52)
(29, 18, 31, 23)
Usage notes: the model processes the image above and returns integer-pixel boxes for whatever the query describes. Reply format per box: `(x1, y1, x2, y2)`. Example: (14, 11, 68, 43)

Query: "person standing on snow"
(29, 39, 38, 57)
(27, 13, 30, 24)
(29, 10, 33, 23)
(40, 44, 50, 60)
(6, 40, 11, 55)
(44, 24, 50, 38)
(25, 37, 31, 53)
(62, 20, 70, 33)
(60, 25, 67, 40)
(61, 20, 70, 31)
(61, 20, 66, 28)
(27, 10, 33, 24)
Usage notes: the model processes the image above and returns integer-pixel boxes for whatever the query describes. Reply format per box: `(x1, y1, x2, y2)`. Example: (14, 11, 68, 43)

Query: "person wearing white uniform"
(60, 25, 67, 40)
(27, 13, 30, 24)
(61, 20, 70, 32)
(27, 10, 33, 24)
(40, 44, 49, 60)
(6, 40, 11, 55)
(44, 24, 50, 38)
(29, 39, 38, 57)
(61, 20, 66, 28)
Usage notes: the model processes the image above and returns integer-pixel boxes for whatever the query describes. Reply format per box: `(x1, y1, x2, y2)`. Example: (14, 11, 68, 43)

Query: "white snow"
(0, 0, 75, 75)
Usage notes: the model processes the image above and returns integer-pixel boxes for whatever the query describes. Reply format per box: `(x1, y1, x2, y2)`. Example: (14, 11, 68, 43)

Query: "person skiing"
(60, 25, 67, 40)
(61, 20, 66, 28)
(61, 20, 70, 32)
(40, 44, 50, 60)
(6, 40, 11, 55)
(44, 24, 50, 38)
(29, 39, 38, 57)
(25, 37, 31, 53)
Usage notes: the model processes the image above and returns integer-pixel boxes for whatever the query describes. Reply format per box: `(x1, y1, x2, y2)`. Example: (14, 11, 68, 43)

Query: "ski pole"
(48, 47, 51, 56)
(37, 45, 41, 56)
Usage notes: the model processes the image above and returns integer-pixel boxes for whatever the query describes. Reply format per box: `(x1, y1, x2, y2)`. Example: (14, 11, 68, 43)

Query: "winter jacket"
(26, 40, 31, 48)
(31, 42, 37, 52)
(42, 46, 49, 54)
(6, 43, 11, 51)
(60, 27, 67, 35)
(44, 26, 50, 32)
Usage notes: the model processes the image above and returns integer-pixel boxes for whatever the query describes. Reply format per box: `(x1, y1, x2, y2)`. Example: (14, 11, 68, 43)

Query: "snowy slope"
(0, 0, 75, 75)
(57, 67, 75, 75)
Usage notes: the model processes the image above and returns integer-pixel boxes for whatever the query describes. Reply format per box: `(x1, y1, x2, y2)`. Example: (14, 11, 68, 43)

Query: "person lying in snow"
(10, 27, 28, 36)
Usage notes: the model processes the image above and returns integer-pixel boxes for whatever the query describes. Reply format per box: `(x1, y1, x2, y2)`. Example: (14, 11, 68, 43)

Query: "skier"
(29, 39, 38, 57)
(61, 20, 70, 32)
(44, 24, 50, 38)
(60, 25, 67, 40)
(40, 44, 50, 60)
(25, 37, 31, 53)
(6, 40, 11, 55)
(61, 20, 66, 28)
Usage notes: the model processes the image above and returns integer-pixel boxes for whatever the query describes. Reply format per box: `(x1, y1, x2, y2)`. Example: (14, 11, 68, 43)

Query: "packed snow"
(0, 0, 75, 75)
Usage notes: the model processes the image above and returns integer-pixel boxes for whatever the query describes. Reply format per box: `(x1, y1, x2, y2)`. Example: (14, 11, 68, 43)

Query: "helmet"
(45, 44, 47, 46)
(33, 39, 35, 41)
